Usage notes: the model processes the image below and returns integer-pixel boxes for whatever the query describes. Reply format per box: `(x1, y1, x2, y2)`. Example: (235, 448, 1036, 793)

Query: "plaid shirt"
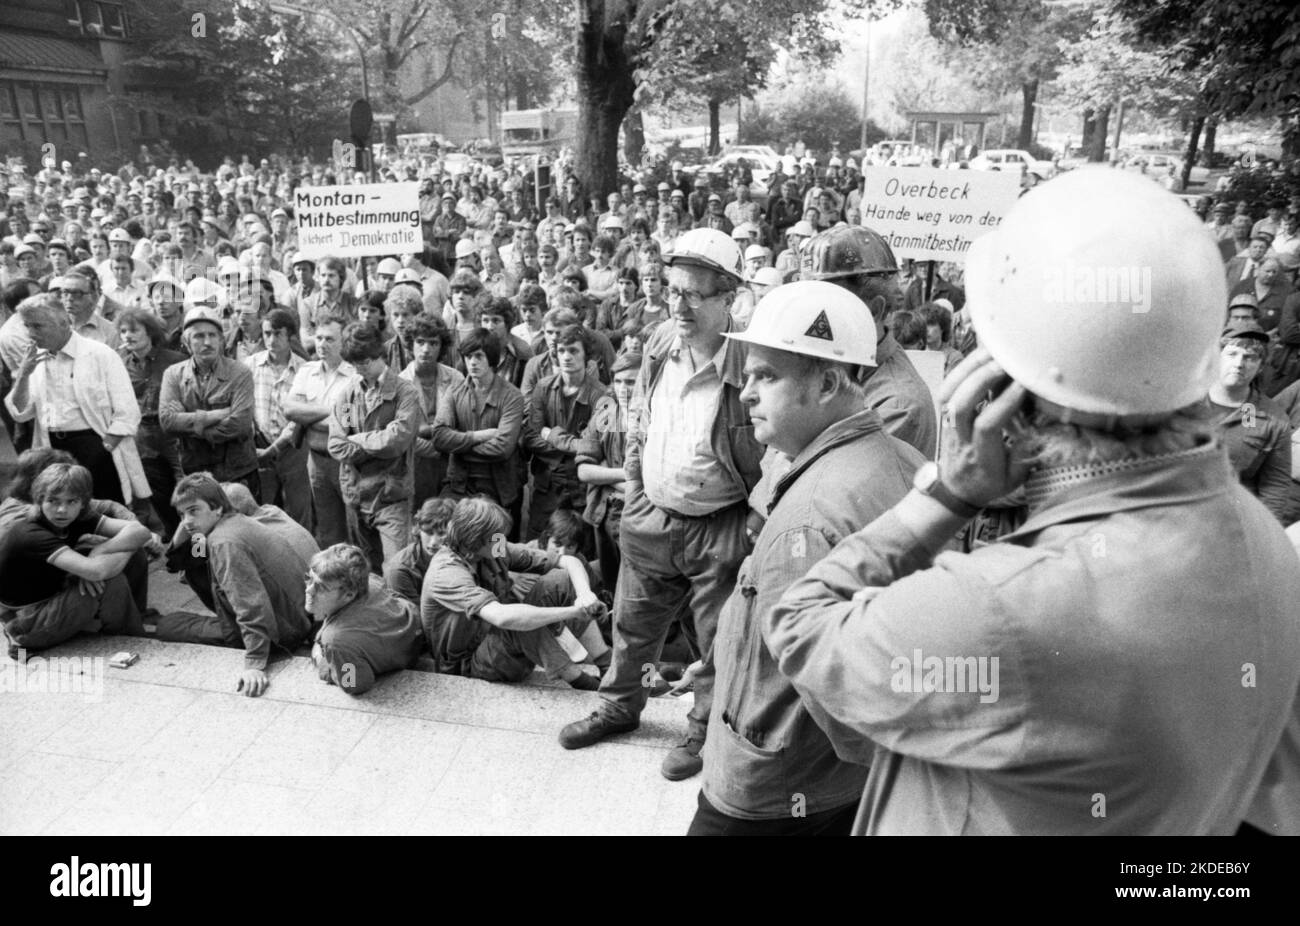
(245, 349, 305, 443)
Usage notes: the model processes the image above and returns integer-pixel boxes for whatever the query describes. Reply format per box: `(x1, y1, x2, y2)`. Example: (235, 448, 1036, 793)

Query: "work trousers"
(258, 442, 313, 535)
(0, 573, 143, 652)
(308, 448, 348, 549)
(346, 501, 411, 575)
(50, 429, 122, 504)
(686, 791, 858, 837)
(598, 489, 751, 741)
(460, 568, 597, 682)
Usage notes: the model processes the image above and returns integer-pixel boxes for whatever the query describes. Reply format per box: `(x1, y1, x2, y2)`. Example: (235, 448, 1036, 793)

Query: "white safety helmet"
(966, 167, 1227, 422)
(664, 227, 744, 282)
(725, 280, 877, 367)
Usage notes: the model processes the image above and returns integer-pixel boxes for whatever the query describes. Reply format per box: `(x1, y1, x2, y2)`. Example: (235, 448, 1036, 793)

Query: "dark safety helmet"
(801, 225, 899, 281)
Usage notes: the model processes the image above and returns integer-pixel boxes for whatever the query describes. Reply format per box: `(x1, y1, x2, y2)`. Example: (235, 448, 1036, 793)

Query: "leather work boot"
(660, 736, 705, 781)
(559, 708, 639, 749)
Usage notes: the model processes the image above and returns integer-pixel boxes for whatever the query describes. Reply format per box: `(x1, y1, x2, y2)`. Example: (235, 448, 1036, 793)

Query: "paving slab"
(0, 635, 702, 835)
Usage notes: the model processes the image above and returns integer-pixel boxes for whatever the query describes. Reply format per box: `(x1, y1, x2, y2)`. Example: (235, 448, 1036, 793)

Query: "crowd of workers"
(0, 142, 1298, 836)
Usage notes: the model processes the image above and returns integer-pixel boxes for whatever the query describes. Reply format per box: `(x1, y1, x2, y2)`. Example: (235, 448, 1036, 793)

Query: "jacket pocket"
(709, 711, 790, 817)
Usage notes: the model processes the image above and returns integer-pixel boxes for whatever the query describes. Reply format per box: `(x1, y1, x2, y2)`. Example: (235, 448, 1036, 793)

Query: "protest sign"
(294, 181, 421, 258)
(860, 167, 1022, 263)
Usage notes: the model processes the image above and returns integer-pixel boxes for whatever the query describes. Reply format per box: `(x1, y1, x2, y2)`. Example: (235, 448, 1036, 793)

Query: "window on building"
(18, 86, 39, 120)
(64, 0, 83, 29)
(98, 2, 126, 37)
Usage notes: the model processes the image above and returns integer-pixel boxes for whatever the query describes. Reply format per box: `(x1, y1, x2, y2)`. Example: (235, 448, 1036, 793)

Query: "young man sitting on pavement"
(308, 542, 425, 695)
(419, 496, 608, 689)
(154, 473, 315, 698)
(384, 496, 456, 608)
(0, 462, 150, 656)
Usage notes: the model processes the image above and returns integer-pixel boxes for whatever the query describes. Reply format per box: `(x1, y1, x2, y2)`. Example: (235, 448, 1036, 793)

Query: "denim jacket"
(328, 368, 422, 514)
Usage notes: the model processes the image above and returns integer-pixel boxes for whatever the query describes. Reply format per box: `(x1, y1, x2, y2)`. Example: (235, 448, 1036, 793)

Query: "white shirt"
(288, 359, 357, 437)
(5, 331, 140, 439)
(641, 340, 743, 516)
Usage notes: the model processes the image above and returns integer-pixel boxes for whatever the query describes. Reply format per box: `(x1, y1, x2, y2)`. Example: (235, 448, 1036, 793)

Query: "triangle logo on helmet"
(805, 310, 834, 341)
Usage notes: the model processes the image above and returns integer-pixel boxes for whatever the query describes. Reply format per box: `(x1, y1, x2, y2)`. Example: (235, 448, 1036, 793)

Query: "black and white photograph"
(0, 0, 1297, 865)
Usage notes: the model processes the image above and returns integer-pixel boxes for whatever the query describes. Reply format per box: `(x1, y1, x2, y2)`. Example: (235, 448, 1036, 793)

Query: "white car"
(1122, 151, 1210, 186)
(969, 149, 1056, 185)
(702, 149, 778, 206)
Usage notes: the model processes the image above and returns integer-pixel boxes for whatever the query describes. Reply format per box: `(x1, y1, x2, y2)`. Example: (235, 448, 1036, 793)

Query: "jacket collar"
(545, 370, 603, 404)
(360, 366, 401, 401)
(769, 409, 885, 512)
(1008, 439, 1230, 540)
(654, 316, 746, 388)
(189, 354, 235, 382)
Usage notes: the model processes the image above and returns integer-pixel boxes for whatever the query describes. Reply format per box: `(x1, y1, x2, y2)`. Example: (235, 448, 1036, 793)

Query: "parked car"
(701, 148, 779, 206)
(1057, 144, 1113, 171)
(1121, 150, 1209, 186)
(969, 149, 1057, 185)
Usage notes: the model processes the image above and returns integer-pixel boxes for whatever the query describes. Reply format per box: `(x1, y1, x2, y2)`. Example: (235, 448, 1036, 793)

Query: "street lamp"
(267, 1, 370, 102)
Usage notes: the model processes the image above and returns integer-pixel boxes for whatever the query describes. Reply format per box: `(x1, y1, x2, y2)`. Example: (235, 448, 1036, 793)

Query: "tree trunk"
(1200, 114, 1217, 168)
(574, 0, 636, 195)
(1181, 114, 1205, 190)
(1017, 80, 1037, 150)
(624, 103, 645, 168)
(708, 98, 722, 156)
(1087, 106, 1110, 162)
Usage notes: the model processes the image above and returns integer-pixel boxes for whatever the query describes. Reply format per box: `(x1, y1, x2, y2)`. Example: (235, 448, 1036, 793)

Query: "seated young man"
(308, 543, 425, 695)
(419, 496, 607, 689)
(0, 447, 161, 614)
(384, 496, 455, 608)
(0, 462, 150, 655)
(156, 473, 315, 697)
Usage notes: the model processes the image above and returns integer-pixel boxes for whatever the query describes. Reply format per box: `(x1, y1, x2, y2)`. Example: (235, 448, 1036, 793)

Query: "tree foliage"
(121, 0, 351, 165)
(1110, 0, 1300, 122)
(565, 0, 897, 194)
(740, 74, 888, 154)
(924, 0, 1090, 149)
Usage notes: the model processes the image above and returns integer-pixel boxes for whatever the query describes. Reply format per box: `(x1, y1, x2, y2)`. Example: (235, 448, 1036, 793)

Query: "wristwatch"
(912, 462, 982, 518)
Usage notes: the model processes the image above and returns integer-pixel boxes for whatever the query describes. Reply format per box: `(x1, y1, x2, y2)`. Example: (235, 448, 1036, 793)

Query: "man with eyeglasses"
(559, 228, 763, 782)
(53, 270, 120, 348)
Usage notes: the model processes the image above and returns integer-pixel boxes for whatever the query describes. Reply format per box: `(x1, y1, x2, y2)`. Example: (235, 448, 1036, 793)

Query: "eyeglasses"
(665, 286, 715, 309)
(304, 572, 335, 592)
(53, 288, 90, 299)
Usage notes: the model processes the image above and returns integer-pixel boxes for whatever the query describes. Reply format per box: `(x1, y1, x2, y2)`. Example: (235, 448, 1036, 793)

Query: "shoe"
(661, 737, 705, 781)
(559, 709, 639, 750)
(658, 662, 687, 683)
(568, 672, 601, 691)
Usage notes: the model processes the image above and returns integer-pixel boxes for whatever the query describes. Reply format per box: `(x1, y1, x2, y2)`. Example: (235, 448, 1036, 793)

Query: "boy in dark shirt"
(0, 462, 149, 654)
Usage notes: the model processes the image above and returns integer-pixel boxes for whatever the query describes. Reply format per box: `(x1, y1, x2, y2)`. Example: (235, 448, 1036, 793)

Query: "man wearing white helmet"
(765, 169, 1300, 835)
(560, 228, 763, 781)
(687, 280, 925, 835)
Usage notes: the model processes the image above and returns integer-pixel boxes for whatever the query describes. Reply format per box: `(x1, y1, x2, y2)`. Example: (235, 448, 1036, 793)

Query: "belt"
(655, 497, 747, 522)
(48, 428, 96, 441)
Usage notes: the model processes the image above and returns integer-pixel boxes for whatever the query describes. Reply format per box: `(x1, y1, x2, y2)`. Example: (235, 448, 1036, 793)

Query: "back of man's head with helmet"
(801, 225, 901, 323)
(965, 167, 1225, 431)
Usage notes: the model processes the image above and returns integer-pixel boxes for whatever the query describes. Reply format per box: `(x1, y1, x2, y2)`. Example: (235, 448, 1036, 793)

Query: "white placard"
(904, 349, 947, 436)
(860, 167, 1022, 263)
(294, 182, 422, 259)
